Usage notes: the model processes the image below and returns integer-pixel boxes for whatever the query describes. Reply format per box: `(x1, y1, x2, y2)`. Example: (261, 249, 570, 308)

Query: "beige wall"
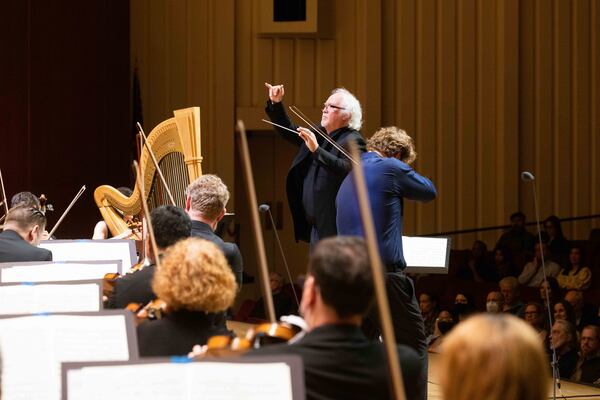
(131, 0, 600, 258)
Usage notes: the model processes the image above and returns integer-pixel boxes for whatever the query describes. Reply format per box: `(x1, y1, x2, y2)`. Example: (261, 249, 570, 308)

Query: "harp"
(94, 107, 203, 237)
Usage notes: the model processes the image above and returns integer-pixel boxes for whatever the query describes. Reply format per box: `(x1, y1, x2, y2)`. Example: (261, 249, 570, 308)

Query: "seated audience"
(250, 271, 298, 319)
(550, 319, 579, 378)
(557, 246, 592, 291)
(106, 205, 191, 309)
(572, 325, 600, 384)
(0, 206, 52, 262)
(539, 277, 561, 311)
(419, 292, 438, 338)
(518, 242, 560, 287)
(137, 237, 237, 357)
(565, 290, 598, 331)
(500, 276, 525, 317)
(554, 300, 577, 326)
(494, 247, 518, 280)
(458, 240, 497, 282)
(524, 301, 548, 343)
(485, 291, 504, 313)
(186, 174, 243, 286)
(428, 310, 455, 353)
(249, 236, 425, 400)
(494, 211, 536, 255)
(452, 293, 476, 322)
(543, 215, 570, 260)
(439, 314, 549, 400)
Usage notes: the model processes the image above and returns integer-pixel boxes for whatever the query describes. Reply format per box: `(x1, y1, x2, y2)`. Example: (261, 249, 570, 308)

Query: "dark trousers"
(362, 271, 428, 400)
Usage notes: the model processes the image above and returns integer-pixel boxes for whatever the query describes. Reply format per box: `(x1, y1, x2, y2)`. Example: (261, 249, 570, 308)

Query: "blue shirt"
(336, 152, 437, 268)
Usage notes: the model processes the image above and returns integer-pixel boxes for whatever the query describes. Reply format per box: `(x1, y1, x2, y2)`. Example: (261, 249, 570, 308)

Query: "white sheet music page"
(1, 262, 118, 283)
(0, 283, 100, 314)
(403, 236, 448, 268)
(67, 361, 293, 400)
(39, 240, 133, 270)
(0, 314, 130, 400)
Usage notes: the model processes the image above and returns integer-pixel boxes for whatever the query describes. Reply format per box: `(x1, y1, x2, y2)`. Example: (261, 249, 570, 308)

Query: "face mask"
(486, 301, 500, 313)
(437, 320, 454, 335)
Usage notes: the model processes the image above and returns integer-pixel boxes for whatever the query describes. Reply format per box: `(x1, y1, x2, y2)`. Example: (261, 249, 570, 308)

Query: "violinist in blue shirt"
(336, 126, 436, 400)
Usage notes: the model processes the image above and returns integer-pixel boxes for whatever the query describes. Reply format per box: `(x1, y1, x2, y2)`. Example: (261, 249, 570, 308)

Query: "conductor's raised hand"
(297, 127, 319, 152)
(265, 82, 285, 103)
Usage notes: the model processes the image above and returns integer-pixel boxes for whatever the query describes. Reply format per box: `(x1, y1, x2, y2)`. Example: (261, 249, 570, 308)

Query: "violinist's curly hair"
(367, 126, 417, 165)
(186, 175, 230, 221)
(152, 238, 236, 313)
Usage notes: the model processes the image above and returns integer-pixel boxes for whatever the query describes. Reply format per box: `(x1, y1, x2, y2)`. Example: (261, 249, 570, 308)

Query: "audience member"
(428, 310, 455, 353)
(518, 242, 560, 287)
(495, 211, 536, 255)
(0, 206, 52, 262)
(439, 314, 549, 400)
(106, 205, 191, 309)
(485, 291, 504, 313)
(250, 271, 298, 319)
(419, 293, 438, 337)
(186, 175, 243, 286)
(565, 290, 598, 331)
(493, 247, 518, 280)
(452, 293, 476, 322)
(499, 277, 525, 317)
(550, 319, 579, 379)
(572, 325, 600, 384)
(137, 238, 237, 357)
(543, 215, 570, 260)
(539, 277, 561, 311)
(557, 246, 592, 291)
(249, 236, 425, 400)
(524, 301, 548, 343)
(554, 300, 577, 326)
(458, 240, 497, 282)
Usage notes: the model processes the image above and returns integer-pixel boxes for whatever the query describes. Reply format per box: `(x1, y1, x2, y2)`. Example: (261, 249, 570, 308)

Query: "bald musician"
(248, 236, 423, 400)
(0, 206, 52, 262)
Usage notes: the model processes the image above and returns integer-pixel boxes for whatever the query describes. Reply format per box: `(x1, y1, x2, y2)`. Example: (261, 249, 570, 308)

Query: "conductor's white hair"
(332, 88, 363, 131)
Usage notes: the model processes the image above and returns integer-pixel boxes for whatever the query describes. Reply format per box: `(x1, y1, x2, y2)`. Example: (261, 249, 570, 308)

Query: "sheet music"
(1, 261, 119, 283)
(66, 361, 293, 400)
(39, 240, 134, 270)
(0, 283, 101, 314)
(0, 314, 131, 400)
(403, 236, 449, 269)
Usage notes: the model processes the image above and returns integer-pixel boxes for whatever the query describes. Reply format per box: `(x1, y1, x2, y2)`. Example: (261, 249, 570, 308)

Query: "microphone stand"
(522, 171, 559, 400)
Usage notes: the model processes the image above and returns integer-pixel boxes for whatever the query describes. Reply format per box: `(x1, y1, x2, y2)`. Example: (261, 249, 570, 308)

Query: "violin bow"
(133, 160, 161, 270)
(47, 185, 86, 238)
(288, 105, 358, 165)
(136, 122, 176, 207)
(0, 168, 9, 223)
(236, 120, 276, 323)
(348, 140, 406, 400)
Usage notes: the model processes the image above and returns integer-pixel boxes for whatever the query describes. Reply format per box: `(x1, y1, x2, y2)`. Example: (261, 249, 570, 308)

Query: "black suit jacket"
(105, 264, 156, 309)
(0, 229, 52, 263)
(191, 220, 243, 285)
(265, 101, 366, 242)
(250, 324, 423, 400)
(137, 309, 229, 357)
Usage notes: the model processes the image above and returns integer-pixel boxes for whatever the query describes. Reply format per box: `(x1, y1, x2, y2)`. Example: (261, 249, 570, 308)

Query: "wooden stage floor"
(427, 352, 600, 399)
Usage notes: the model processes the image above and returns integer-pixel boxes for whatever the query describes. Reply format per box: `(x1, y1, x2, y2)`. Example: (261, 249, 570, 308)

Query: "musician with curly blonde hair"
(136, 237, 237, 357)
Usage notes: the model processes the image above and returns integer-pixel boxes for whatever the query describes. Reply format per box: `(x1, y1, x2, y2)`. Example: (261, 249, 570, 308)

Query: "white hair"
(332, 88, 363, 131)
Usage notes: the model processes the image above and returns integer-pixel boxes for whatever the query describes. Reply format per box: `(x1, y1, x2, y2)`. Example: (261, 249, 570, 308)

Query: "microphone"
(522, 171, 559, 400)
(520, 171, 535, 181)
(259, 203, 300, 308)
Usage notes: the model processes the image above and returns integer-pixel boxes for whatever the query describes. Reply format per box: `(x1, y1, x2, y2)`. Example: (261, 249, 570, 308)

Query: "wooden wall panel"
(130, 0, 235, 196)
